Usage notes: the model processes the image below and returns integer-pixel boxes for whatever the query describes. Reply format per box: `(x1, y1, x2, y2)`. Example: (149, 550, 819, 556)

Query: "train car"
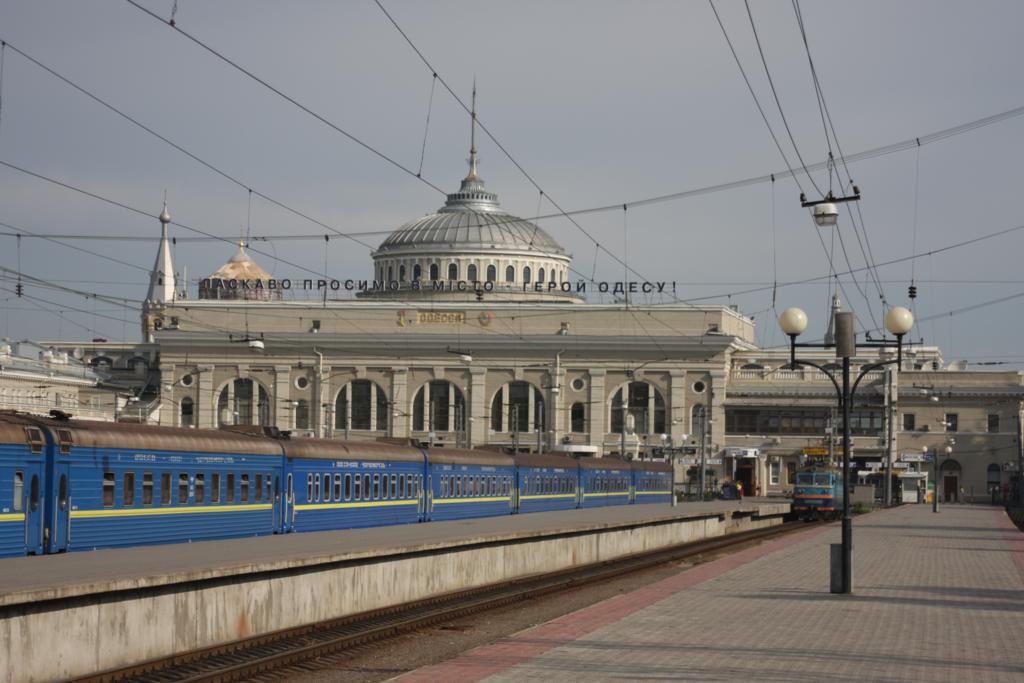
(0, 413, 48, 556)
(52, 419, 285, 551)
(578, 456, 633, 508)
(792, 468, 843, 520)
(286, 439, 427, 532)
(427, 447, 515, 521)
(513, 453, 580, 513)
(631, 459, 674, 505)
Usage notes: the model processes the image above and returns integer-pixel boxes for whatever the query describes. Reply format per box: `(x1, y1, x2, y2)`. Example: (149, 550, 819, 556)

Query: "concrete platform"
(0, 499, 787, 682)
(398, 504, 1024, 682)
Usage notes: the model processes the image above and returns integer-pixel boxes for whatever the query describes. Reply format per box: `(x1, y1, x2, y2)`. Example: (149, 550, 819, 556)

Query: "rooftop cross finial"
(467, 78, 478, 180)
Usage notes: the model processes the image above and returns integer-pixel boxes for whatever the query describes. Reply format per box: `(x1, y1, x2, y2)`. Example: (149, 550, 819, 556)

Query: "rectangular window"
(25, 427, 44, 454)
(123, 472, 135, 506)
(399, 474, 406, 499)
(769, 461, 780, 486)
(143, 472, 154, 505)
(161, 472, 171, 505)
(988, 414, 1000, 433)
(354, 474, 362, 500)
(178, 473, 189, 504)
(211, 473, 221, 503)
(103, 472, 116, 506)
(364, 474, 371, 499)
(314, 474, 321, 502)
(308, 474, 314, 502)
(13, 471, 23, 511)
(334, 474, 342, 501)
(226, 473, 235, 502)
(381, 473, 389, 500)
(240, 474, 250, 502)
(345, 473, 352, 500)
(372, 474, 380, 500)
(195, 473, 205, 503)
(902, 413, 915, 431)
(321, 473, 329, 502)
(256, 474, 264, 501)
(391, 474, 398, 499)
(945, 414, 958, 432)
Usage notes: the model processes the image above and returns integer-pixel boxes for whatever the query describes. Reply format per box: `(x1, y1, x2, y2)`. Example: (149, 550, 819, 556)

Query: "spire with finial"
(147, 193, 177, 304)
(466, 78, 478, 180)
(824, 292, 841, 346)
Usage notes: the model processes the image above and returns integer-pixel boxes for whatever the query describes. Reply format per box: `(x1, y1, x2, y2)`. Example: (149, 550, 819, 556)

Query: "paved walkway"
(397, 504, 1024, 682)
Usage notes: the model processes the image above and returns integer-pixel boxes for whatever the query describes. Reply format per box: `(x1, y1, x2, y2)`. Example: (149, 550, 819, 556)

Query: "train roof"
(0, 412, 283, 456)
(511, 453, 580, 470)
(426, 447, 515, 467)
(577, 456, 633, 471)
(280, 438, 425, 462)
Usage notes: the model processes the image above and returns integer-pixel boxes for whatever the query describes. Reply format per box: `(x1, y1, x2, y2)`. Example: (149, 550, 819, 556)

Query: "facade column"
(225, 381, 236, 426)
(551, 367, 566, 446)
(390, 367, 409, 438)
(500, 384, 509, 432)
(369, 382, 378, 432)
(669, 370, 687, 444)
(527, 384, 536, 432)
(158, 363, 175, 426)
(589, 370, 607, 449)
(447, 382, 455, 433)
(274, 365, 291, 430)
(708, 368, 727, 465)
(469, 368, 486, 446)
(198, 369, 215, 429)
(647, 387, 656, 435)
(423, 381, 431, 431)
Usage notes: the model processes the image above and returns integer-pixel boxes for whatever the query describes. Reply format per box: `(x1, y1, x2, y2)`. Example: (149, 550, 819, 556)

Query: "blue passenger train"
(0, 411, 674, 557)
(792, 468, 844, 520)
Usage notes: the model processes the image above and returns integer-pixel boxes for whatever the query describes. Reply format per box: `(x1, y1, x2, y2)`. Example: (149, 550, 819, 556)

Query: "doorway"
(735, 464, 755, 497)
(943, 475, 959, 503)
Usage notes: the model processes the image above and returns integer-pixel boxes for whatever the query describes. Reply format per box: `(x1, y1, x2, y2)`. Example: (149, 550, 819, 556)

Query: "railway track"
(78, 519, 820, 683)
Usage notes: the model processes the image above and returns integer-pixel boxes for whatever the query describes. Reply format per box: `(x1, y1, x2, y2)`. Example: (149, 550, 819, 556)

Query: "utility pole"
(511, 405, 520, 454)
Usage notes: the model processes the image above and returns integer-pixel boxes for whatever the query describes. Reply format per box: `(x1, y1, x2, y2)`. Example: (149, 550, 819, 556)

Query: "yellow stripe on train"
(70, 504, 273, 519)
(0, 512, 26, 523)
(295, 500, 419, 511)
(433, 496, 512, 505)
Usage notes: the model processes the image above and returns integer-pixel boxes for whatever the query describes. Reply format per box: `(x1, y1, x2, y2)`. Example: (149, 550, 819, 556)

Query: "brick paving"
(396, 504, 1024, 682)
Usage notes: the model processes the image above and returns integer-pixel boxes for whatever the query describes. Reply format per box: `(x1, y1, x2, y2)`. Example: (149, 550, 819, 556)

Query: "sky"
(0, 0, 1022, 366)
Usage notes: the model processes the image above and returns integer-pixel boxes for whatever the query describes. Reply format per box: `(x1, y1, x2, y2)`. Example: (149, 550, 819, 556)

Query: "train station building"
(45, 127, 1024, 506)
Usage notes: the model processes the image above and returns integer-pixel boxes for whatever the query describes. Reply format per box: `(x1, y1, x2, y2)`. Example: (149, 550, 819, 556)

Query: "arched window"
(610, 381, 666, 435)
(399, 265, 406, 281)
(505, 265, 515, 282)
(217, 379, 270, 427)
(538, 267, 545, 284)
(180, 397, 194, 428)
(429, 263, 439, 280)
(90, 356, 113, 370)
(523, 266, 532, 284)
(448, 263, 458, 281)
(692, 404, 706, 438)
(412, 381, 465, 432)
(571, 402, 586, 433)
(387, 266, 394, 282)
(335, 379, 389, 431)
(490, 382, 544, 433)
(467, 263, 478, 281)
(550, 269, 557, 283)
(486, 265, 497, 282)
(413, 264, 422, 280)
(294, 399, 310, 430)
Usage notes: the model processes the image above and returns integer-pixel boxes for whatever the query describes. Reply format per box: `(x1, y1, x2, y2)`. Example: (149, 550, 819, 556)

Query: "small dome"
(199, 243, 281, 301)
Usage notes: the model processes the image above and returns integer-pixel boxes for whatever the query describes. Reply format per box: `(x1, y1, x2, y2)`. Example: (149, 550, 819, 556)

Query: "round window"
(692, 381, 706, 394)
(295, 376, 310, 390)
(571, 377, 586, 392)
(180, 374, 194, 387)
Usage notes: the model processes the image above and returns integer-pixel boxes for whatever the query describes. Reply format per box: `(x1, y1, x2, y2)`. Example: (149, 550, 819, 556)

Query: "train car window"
(161, 472, 171, 505)
(25, 427, 44, 454)
(195, 474, 205, 504)
(178, 473, 189, 504)
(345, 474, 352, 500)
(266, 476, 272, 502)
(362, 474, 370, 500)
(321, 473, 329, 502)
(390, 474, 397, 499)
(334, 474, 342, 501)
(381, 474, 389, 500)
(356, 474, 364, 500)
(102, 472, 115, 507)
(56, 429, 74, 454)
(226, 473, 235, 503)
(307, 475, 314, 502)
(372, 474, 380, 500)
(314, 474, 321, 502)
(143, 472, 153, 505)
(256, 474, 264, 502)
(12, 471, 23, 511)
(29, 474, 39, 512)
(211, 473, 221, 503)
(398, 474, 405, 498)
(240, 474, 250, 502)
(405, 474, 412, 499)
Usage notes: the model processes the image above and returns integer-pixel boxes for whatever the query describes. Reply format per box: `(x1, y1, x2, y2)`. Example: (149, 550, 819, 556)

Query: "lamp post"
(779, 304, 913, 594)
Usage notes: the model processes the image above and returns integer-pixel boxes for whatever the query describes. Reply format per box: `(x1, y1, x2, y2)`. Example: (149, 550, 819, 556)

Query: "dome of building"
(367, 88, 578, 303)
(198, 243, 282, 301)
